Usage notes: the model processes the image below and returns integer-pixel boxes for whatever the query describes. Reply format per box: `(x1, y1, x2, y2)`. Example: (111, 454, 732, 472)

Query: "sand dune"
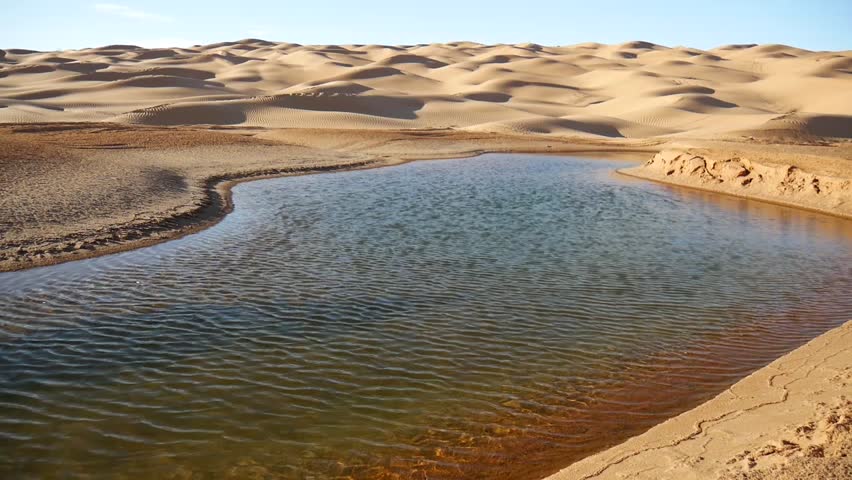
(1, 39, 852, 480)
(1, 39, 849, 139)
(747, 113, 852, 139)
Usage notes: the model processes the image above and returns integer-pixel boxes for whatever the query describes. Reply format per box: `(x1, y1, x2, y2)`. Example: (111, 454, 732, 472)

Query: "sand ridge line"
(1, 40, 850, 141)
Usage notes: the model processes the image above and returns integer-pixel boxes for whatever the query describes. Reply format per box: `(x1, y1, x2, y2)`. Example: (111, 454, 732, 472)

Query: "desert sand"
(2, 40, 851, 270)
(1, 40, 851, 479)
(1, 40, 850, 138)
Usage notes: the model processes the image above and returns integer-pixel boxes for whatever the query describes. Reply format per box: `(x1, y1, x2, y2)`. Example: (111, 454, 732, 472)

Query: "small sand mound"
(107, 75, 221, 89)
(273, 43, 303, 50)
(118, 103, 248, 125)
(572, 42, 604, 50)
(652, 85, 716, 96)
(325, 61, 354, 68)
(202, 41, 241, 49)
(611, 51, 638, 59)
(57, 62, 111, 74)
(375, 54, 448, 68)
(485, 79, 578, 91)
(289, 81, 373, 95)
(0, 64, 56, 77)
(226, 44, 261, 52)
(69, 67, 218, 81)
(6, 48, 40, 55)
(798, 115, 852, 138)
(694, 53, 724, 62)
(237, 38, 277, 47)
(6, 88, 75, 100)
(568, 53, 608, 62)
(34, 56, 75, 64)
(460, 91, 512, 103)
(257, 94, 425, 119)
(186, 53, 253, 65)
(750, 44, 811, 55)
(619, 41, 662, 50)
(67, 71, 134, 82)
(471, 116, 623, 137)
(714, 44, 758, 51)
(100, 45, 143, 51)
(659, 59, 694, 67)
(808, 57, 852, 77)
(547, 117, 624, 136)
(364, 44, 406, 52)
(471, 54, 517, 65)
(673, 94, 738, 112)
(517, 43, 543, 52)
(674, 48, 702, 57)
(137, 67, 216, 80)
(131, 49, 180, 60)
(752, 113, 852, 139)
(761, 52, 798, 59)
(335, 66, 403, 80)
(315, 45, 366, 55)
(117, 92, 427, 127)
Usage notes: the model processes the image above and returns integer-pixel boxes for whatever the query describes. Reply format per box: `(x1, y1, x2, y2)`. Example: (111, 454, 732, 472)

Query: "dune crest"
(1, 40, 850, 138)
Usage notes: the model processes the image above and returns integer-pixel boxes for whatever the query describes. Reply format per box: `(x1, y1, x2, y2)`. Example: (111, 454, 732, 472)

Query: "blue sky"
(3, 1, 851, 51)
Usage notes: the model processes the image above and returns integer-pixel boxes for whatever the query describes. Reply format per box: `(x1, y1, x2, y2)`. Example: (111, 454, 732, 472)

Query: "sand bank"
(622, 143, 852, 220)
(0, 123, 658, 272)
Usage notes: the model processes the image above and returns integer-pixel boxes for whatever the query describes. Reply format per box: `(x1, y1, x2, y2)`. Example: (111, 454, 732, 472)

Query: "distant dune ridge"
(1, 39, 850, 139)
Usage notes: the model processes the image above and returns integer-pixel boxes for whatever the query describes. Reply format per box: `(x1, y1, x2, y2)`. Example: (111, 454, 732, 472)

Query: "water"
(1, 154, 851, 480)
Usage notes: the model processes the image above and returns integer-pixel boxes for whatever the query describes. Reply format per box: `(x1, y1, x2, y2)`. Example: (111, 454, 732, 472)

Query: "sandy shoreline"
(2, 39, 851, 479)
(545, 320, 852, 480)
(4, 123, 851, 272)
(0, 123, 660, 272)
(620, 143, 852, 221)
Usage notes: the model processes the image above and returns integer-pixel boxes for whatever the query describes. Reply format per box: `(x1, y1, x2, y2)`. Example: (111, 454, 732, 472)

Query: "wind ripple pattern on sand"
(1, 40, 850, 138)
(1, 155, 852, 479)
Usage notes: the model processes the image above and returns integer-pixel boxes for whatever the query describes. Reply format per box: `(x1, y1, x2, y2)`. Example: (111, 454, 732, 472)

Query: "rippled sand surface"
(1, 155, 851, 479)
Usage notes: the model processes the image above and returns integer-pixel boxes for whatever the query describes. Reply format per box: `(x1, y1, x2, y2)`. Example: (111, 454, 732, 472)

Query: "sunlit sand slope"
(2, 40, 850, 139)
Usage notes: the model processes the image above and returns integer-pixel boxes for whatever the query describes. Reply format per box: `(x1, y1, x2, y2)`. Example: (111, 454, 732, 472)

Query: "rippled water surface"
(2, 155, 852, 480)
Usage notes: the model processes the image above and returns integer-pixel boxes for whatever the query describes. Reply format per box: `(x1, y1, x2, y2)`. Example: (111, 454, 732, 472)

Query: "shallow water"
(1, 154, 851, 480)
